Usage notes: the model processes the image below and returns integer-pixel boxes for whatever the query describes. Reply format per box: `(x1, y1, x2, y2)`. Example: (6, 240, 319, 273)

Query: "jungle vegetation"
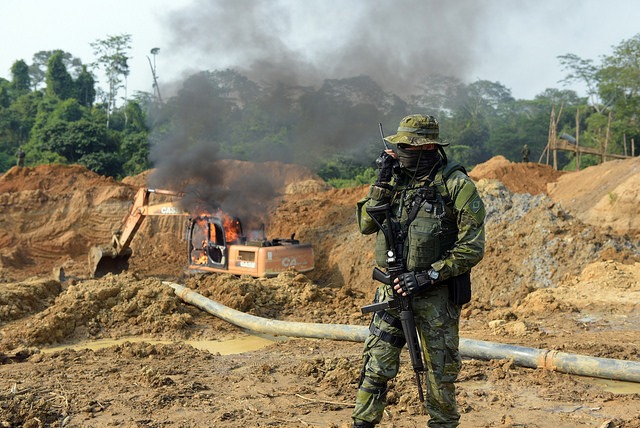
(1, 33, 639, 187)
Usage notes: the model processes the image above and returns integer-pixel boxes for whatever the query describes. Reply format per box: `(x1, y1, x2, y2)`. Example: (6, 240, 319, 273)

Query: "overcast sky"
(1, 0, 639, 101)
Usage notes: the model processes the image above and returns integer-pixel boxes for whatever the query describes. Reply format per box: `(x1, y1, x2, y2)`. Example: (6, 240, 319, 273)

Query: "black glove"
(395, 270, 438, 296)
(375, 152, 395, 184)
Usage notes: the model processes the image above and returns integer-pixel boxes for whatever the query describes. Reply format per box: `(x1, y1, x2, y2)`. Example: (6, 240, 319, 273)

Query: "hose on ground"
(166, 282, 640, 383)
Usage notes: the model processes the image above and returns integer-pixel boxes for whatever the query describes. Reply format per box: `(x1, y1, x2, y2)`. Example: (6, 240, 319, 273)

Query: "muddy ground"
(0, 156, 639, 427)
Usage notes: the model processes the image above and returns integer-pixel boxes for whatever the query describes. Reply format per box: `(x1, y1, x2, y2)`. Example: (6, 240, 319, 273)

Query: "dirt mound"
(285, 179, 332, 194)
(517, 260, 640, 316)
(2, 157, 640, 427)
(0, 278, 61, 323)
(469, 155, 564, 195)
(0, 161, 324, 281)
(0, 164, 133, 280)
(0, 274, 194, 350)
(548, 156, 640, 237)
(0, 164, 117, 194)
(469, 179, 639, 307)
(467, 154, 640, 238)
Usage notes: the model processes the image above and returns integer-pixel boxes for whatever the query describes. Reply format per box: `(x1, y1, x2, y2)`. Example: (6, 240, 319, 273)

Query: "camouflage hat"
(384, 114, 449, 146)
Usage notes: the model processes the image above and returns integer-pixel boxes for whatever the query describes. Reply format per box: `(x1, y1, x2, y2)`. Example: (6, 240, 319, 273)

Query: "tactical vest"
(374, 161, 467, 271)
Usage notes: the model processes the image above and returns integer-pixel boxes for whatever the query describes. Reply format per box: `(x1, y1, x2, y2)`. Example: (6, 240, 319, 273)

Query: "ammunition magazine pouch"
(375, 310, 403, 330)
(369, 323, 406, 348)
(449, 271, 472, 305)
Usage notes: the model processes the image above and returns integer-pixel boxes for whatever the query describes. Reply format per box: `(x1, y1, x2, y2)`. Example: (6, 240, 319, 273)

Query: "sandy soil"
(0, 156, 639, 427)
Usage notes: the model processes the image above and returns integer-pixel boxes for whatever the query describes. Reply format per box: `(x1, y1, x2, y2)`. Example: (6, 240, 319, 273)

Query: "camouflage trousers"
(352, 283, 462, 427)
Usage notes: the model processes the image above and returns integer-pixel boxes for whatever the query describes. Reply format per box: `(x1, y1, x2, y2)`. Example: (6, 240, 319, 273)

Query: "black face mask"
(396, 146, 440, 178)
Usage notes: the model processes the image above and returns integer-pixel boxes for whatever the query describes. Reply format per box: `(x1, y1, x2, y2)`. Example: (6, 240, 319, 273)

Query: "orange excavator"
(88, 187, 314, 278)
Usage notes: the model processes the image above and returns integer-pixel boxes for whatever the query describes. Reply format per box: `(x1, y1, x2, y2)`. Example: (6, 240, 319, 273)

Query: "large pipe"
(166, 282, 640, 383)
(169, 282, 368, 342)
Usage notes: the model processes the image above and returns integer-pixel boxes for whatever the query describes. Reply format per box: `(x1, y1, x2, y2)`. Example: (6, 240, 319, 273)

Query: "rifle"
(360, 203, 426, 402)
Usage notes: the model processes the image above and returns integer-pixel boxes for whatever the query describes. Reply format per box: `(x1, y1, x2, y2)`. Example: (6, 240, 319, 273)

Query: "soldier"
(521, 144, 530, 163)
(353, 114, 486, 427)
(15, 147, 25, 167)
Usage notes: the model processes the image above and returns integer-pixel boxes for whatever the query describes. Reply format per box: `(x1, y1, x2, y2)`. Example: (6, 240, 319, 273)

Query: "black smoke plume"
(148, 0, 488, 227)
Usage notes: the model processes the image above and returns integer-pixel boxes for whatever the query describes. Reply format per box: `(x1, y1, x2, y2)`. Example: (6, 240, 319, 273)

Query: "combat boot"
(353, 420, 376, 428)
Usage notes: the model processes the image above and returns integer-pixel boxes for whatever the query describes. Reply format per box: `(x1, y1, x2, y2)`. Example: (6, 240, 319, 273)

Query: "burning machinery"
(89, 187, 314, 278)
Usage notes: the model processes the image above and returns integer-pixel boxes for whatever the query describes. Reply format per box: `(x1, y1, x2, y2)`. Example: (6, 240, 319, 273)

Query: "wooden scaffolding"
(541, 106, 635, 170)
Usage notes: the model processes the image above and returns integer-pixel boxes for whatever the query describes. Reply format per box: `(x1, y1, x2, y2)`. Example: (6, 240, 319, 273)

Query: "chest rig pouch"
(374, 176, 457, 271)
(404, 183, 451, 271)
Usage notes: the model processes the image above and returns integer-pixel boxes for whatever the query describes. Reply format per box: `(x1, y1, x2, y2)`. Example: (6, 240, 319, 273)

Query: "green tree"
(597, 34, 640, 154)
(558, 53, 602, 110)
(441, 80, 515, 164)
(91, 34, 132, 127)
(75, 65, 96, 107)
(26, 98, 98, 167)
(0, 78, 11, 108)
(1, 91, 42, 147)
(29, 51, 50, 90)
(560, 34, 640, 162)
(120, 131, 149, 176)
(11, 60, 30, 93)
(29, 50, 82, 90)
(46, 51, 75, 100)
(210, 68, 262, 106)
(78, 150, 122, 177)
(39, 119, 118, 165)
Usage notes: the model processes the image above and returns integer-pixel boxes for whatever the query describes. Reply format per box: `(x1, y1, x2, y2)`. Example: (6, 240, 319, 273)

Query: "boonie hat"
(384, 114, 449, 146)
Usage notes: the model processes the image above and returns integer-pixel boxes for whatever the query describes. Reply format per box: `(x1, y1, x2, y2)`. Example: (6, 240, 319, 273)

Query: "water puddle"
(41, 333, 286, 355)
(589, 378, 640, 395)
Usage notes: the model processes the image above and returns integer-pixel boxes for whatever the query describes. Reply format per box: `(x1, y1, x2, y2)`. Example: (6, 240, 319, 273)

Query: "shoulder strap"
(442, 159, 467, 178)
(406, 164, 440, 225)
(435, 160, 467, 207)
(402, 159, 466, 228)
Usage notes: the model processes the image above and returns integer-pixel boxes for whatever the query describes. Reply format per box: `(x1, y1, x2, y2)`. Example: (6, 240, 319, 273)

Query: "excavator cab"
(187, 215, 242, 269)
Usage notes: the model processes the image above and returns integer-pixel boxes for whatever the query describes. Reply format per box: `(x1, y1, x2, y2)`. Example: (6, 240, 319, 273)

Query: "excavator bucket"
(89, 245, 133, 278)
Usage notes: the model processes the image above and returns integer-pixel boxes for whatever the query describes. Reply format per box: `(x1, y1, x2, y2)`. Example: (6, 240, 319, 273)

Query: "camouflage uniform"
(352, 115, 485, 428)
(521, 144, 530, 163)
(15, 148, 25, 167)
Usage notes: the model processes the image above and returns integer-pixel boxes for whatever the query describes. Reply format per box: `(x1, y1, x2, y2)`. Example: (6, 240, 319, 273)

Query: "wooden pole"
(552, 113, 558, 170)
(603, 111, 611, 163)
(575, 108, 580, 171)
(553, 105, 564, 170)
(545, 106, 554, 166)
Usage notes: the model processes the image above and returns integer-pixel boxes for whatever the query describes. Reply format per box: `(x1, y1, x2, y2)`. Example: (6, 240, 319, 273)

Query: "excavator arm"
(89, 187, 187, 278)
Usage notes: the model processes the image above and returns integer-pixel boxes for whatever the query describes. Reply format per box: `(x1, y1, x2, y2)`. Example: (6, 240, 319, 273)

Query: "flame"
(222, 214, 241, 242)
(192, 209, 242, 251)
(193, 252, 208, 264)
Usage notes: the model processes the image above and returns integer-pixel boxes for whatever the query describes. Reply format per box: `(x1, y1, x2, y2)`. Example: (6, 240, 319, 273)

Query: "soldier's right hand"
(375, 151, 396, 184)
